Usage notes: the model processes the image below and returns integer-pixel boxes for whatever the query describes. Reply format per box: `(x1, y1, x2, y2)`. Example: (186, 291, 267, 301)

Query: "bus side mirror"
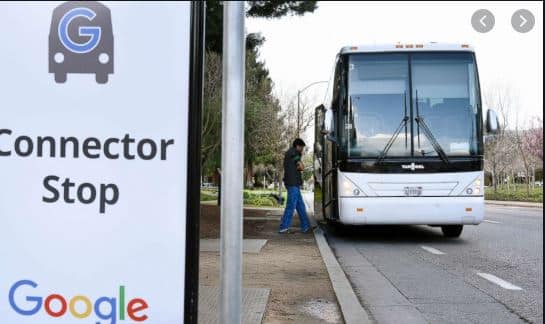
(486, 109, 500, 134)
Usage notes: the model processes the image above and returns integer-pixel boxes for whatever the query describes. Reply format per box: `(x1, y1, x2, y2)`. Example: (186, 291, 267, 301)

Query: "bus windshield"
(344, 52, 480, 158)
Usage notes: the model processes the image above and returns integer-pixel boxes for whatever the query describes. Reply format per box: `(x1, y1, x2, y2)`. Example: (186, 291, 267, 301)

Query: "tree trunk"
(492, 167, 497, 193)
(522, 165, 531, 197)
(278, 170, 283, 204)
(245, 161, 254, 188)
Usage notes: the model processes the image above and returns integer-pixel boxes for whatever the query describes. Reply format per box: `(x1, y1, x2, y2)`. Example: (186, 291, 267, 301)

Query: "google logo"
(8, 279, 148, 323)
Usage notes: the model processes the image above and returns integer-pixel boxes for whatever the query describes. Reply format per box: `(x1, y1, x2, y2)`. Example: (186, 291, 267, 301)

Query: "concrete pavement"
(325, 205, 543, 323)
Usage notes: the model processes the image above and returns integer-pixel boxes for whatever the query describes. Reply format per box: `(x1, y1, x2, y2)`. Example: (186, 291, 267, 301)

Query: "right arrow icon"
(519, 14, 528, 27)
(512, 9, 535, 33)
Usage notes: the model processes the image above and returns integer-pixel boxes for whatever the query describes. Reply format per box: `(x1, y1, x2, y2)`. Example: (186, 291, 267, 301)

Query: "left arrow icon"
(472, 9, 495, 33)
(480, 15, 487, 27)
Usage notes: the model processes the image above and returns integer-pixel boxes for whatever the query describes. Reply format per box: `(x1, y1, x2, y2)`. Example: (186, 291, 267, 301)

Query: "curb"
(313, 227, 373, 324)
(302, 192, 372, 324)
(486, 200, 543, 208)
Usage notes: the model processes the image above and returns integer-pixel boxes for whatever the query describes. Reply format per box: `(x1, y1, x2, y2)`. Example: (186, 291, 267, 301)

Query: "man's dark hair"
(292, 138, 306, 147)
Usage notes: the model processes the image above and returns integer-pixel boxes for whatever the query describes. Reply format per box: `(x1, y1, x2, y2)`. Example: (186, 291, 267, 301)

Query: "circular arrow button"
(472, 9, 495, 33)
(512, 9, 535, 33)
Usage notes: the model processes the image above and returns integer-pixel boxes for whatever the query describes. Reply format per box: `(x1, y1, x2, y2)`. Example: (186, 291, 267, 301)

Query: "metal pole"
(297, 90, 301, 137)
(220, 2, 245, 324)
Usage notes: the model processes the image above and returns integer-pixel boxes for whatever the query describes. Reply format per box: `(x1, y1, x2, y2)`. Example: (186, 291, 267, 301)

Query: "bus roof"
(340, 43, 475, 54)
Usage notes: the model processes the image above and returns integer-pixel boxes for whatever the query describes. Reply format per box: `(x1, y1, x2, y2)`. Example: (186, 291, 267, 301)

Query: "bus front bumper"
(338, 196, 484, 225)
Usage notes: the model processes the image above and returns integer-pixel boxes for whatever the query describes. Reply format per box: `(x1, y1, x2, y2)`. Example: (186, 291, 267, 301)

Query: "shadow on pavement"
(322, 222, 469, 245)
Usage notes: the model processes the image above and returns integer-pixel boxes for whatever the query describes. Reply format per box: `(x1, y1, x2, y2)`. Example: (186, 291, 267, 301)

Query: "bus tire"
(54, 72, 67, 83)
(96, 73, 109, 84)
(441, 225, 463, 238)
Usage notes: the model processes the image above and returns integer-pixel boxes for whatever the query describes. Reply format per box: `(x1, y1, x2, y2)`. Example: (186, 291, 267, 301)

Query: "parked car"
(201, 182, 217, 189)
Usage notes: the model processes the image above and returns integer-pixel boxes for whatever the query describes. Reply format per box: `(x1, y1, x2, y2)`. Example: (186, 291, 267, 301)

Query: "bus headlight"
(462, 177, 482, 196)
(340, 174, 365, 196)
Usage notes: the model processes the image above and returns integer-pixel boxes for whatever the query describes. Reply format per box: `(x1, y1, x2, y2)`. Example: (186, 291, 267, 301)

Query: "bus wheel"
(54, 72, 67, 83)
(328, 219, 348, 234)
(96, 73, 108, 84)
(441, 225, 463, 238)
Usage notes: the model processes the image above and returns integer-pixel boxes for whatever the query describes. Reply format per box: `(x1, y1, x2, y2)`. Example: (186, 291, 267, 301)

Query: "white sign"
(0, 2, 193, 323)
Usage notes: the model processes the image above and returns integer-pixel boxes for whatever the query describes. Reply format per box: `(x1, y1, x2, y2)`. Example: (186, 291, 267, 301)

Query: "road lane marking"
(477, 273, 523, 290)
(483, 219, 501, 224)
(421, 246, 445, 255)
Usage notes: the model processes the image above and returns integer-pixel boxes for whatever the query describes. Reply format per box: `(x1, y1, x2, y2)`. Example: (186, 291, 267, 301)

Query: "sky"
(246, 1, 543, 139)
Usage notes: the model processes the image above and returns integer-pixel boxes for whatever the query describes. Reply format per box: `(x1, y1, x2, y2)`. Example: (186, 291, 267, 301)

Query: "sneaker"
(278, 228, 290, 234)
(301, 225, 316, 234)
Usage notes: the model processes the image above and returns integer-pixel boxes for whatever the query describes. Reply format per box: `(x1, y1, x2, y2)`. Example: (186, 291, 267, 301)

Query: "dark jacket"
(283, 147, 303, 187)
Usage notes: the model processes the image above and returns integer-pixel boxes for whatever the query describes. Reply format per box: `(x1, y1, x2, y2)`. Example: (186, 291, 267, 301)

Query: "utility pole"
(296, 89, 301, 137)
(220, 2, 245, 324)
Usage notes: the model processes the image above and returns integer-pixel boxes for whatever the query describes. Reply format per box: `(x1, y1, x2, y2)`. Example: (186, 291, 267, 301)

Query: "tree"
(279, 89, 319, 143)
(520, 117, 544, 190)
(201, 1, 318, 188)
(514, 122, 533, 196)
(244, 42, 285, 186)
(201, 51, 222, 177)
(201, 32, 287, 187)
(205, 1, 318, 54)
(484, 84, 516, 192)
(523, 117, 543, 162)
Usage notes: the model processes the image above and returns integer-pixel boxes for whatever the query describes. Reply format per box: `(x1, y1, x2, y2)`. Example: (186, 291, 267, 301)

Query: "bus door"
(314, 105, 325, 220)
(322, 108, 338, 220)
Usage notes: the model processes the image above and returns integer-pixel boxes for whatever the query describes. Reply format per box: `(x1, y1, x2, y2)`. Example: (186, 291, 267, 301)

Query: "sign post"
(0, 1, 204, 323)
(220, 2, 245, 324)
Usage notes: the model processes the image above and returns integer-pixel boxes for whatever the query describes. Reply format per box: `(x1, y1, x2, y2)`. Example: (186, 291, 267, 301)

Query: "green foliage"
(485, 186, 543, 203)
(200, 189, 286, 207)
(244, 193, 276, 207)
(202, 1, 318, 184)
(243, 190, 285, 207)
(200, 189, 218, 201)
(201, 28, 286, 182)
(246, 1, 318, 18)
(244, 47, 285, 169)
(301, 153, 313, 181)
(201, 51, 222, 175)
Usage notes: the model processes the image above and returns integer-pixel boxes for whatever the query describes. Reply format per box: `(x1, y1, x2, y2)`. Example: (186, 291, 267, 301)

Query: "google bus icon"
(8, 279, 149, 323)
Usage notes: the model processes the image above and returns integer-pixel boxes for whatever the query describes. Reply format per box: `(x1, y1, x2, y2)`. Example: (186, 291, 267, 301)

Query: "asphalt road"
(325, 205, 543, 324)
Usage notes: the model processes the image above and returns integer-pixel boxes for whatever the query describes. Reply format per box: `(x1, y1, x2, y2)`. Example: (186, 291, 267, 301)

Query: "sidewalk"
(486, 200, 543, 208)
(199, 204, 343, 323)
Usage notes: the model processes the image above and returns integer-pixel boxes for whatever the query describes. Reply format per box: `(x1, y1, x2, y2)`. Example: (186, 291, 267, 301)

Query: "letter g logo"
(58, 8, 101, 54)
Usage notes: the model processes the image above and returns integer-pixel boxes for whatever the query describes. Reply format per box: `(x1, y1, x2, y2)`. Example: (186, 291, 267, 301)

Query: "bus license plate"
(404, 186, 423, 197)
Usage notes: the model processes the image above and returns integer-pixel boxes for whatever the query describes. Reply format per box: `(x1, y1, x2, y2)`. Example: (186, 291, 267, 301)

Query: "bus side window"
(337, 60, 348, 147)
(331, 58, 346, 138)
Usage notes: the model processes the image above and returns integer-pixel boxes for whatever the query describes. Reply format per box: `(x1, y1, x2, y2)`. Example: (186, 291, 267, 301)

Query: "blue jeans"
(279, 186, 310, 231)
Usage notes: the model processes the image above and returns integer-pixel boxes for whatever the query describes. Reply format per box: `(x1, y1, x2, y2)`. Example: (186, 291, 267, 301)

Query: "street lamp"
(297, 80, 328, 137)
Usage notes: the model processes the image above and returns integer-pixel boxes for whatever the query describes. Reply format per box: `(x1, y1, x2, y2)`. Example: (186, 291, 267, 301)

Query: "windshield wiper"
(376, 115, 410, 164)
(414, 90, 450, 165)
(376, 92, 409, 165)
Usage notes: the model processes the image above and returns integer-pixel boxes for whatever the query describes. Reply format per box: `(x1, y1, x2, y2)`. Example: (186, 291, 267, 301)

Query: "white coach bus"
(314, 43, 499, 238)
